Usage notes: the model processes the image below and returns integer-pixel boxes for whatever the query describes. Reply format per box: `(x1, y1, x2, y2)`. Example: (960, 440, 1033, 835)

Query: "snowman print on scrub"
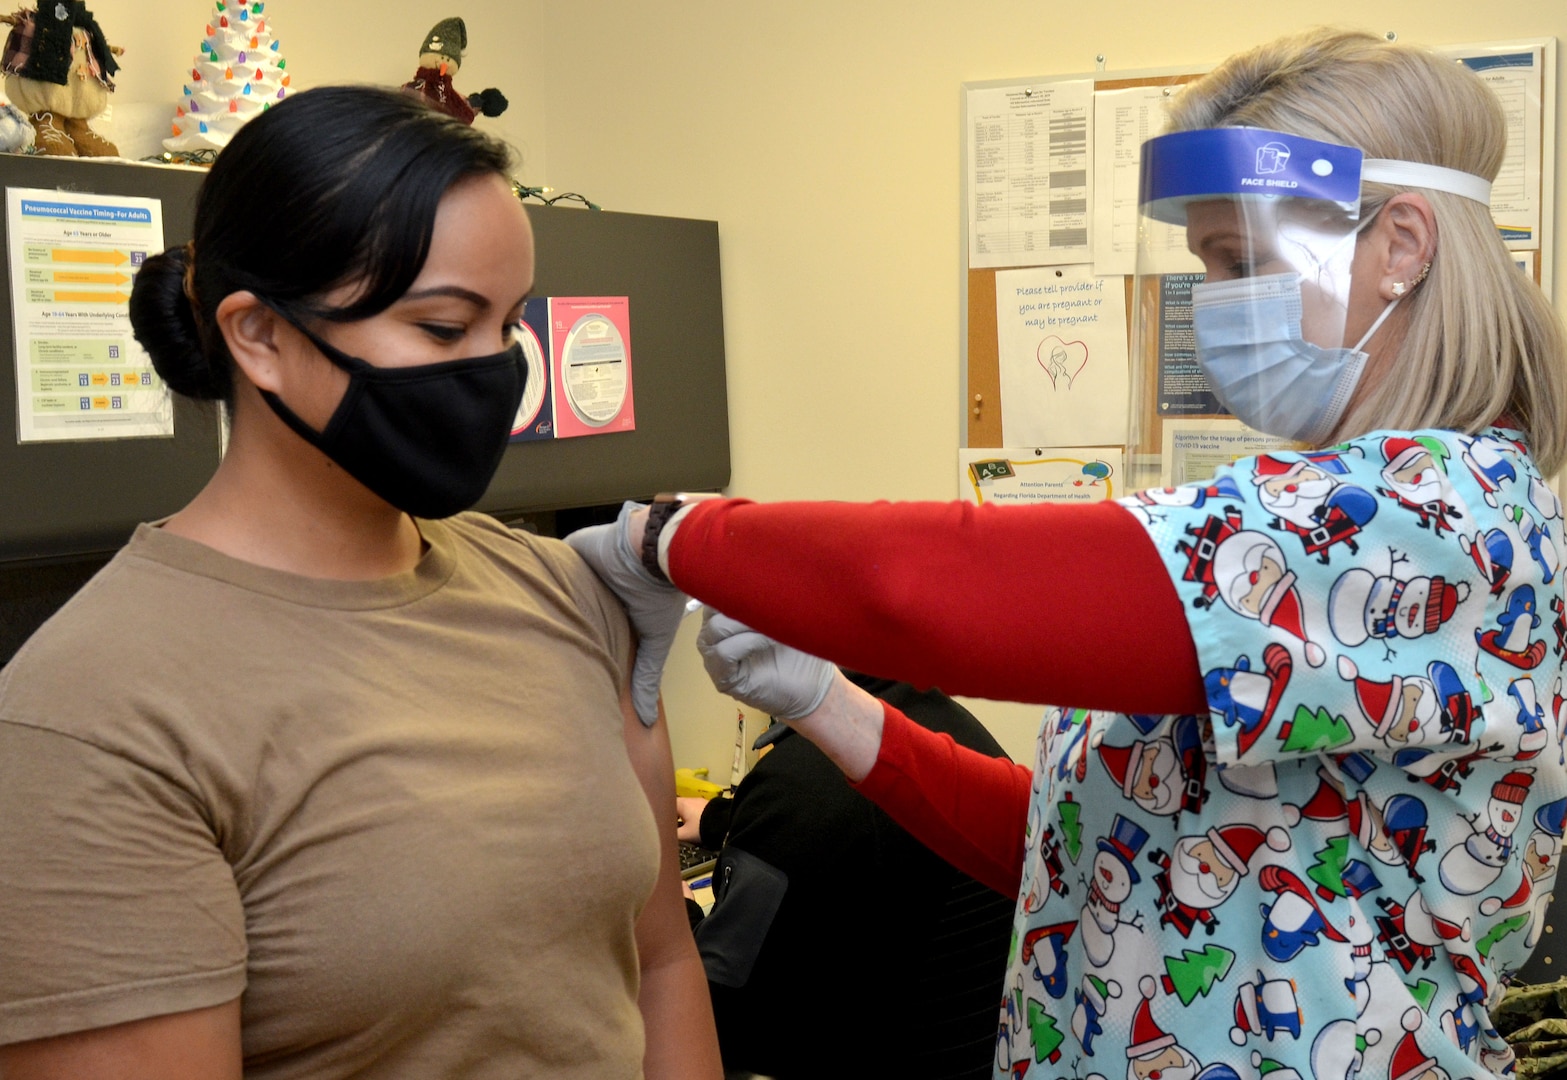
(1328, 553, 1469, 655)
(1438, 769, 1534, 895)
(1079, 814, 1148, 968)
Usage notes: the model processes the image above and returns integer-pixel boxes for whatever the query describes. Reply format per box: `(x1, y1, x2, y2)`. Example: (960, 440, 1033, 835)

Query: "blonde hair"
(1168, 28, 1567, 474)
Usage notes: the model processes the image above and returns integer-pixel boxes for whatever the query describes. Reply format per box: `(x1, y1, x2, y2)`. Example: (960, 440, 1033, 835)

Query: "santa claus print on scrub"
(1377, 436, 1464, 535)
(1386, 1009, 1455, 1080)
(1123, 978, 1244, 1080)
(1178, 514, 1328, 666)
(1095, 714, 1209, 818)
(1253, 451, 1378, 564)
(1148, 822, 1290, 939)
(1337, 657, 1477, 749)
(994, 428, 1566, 1079)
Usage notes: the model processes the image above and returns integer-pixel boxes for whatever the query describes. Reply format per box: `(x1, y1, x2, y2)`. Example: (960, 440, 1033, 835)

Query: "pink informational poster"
(549, 296, 635, 438)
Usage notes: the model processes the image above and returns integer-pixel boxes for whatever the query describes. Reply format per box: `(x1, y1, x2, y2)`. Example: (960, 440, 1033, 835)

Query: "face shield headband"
(1138, 126, 1493, 226)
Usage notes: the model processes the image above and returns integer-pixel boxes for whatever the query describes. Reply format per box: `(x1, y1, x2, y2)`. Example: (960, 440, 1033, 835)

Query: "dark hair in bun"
(128, 244, 226, 400)
(129, 85, 515, 405)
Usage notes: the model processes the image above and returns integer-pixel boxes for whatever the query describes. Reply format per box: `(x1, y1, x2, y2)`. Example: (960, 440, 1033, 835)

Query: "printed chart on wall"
(966, 80, 1092, 269)
(6, 187, 169, 443)
(550, 296, 635, 439)
(1443, 43, 1545, 256)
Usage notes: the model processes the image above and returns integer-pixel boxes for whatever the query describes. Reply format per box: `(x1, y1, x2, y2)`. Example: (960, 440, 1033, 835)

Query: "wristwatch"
(641, 493, 687, 583)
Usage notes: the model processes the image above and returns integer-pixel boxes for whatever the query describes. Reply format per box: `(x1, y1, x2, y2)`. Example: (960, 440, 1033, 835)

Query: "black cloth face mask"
(258, 313, 527, 519)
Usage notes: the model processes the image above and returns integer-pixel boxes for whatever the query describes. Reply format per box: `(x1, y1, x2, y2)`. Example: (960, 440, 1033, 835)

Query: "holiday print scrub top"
(1002, 428, 1567, 1080)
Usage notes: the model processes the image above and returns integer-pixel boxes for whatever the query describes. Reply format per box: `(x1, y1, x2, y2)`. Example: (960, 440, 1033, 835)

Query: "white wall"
(73, 2, 1567, 773)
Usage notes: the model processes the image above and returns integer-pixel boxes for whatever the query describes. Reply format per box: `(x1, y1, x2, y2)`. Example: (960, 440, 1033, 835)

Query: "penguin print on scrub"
(1438, 769, 1534, 895)
(1079, 814, 1148, 968)
(1019, 921, 1076, 1000)
(1228, 969, 1303, 1045)
(1255, 865, 1348, 961)
(1505, 677, 1550, 760)
(1458, 432, 1523, 509)
(1071, 973, 1121, 1057)
(1476, 584, 1547, 669)
(1505, 503, 1559, 584)
(1438, 954, 1492, 1054)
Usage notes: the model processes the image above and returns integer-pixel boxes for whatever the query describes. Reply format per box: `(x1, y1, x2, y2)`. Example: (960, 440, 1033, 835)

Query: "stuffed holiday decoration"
(0, 102, 33, 151)
(0, 2, 122, 157)
(165, 1, 291, 156)
(402, 17, 507, 126)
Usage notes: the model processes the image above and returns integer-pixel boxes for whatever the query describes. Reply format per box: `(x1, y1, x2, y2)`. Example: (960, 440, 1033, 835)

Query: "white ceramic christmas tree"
(164, 1, 292, 155)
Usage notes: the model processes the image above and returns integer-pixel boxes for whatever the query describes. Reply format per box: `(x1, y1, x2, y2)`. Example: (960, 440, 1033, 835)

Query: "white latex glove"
(696, 610, 835, 721)
(565, 501, 687, 727)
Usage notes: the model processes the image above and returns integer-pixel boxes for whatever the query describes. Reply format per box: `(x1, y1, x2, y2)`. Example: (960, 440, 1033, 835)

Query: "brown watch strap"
(641, 495, 684, 583)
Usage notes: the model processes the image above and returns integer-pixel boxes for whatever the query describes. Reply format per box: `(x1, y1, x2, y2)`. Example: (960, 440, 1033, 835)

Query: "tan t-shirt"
(0, 513, 660, 1078)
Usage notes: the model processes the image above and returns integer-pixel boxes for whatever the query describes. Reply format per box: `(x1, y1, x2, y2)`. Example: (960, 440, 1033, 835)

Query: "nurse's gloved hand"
(697, 610, 836, 721)
(566, 501, 687, 727)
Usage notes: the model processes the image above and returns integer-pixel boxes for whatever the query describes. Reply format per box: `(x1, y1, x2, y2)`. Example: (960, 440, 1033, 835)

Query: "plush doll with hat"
(0, 1, 122, 156)
(402, 16, 506, 126)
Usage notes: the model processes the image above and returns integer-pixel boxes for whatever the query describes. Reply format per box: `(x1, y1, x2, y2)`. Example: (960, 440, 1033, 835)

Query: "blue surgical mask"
(1190, 272, 1400, 444)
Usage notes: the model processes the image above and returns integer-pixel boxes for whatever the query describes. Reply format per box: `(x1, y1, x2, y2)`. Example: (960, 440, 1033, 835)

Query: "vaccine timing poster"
(6, 187, 171, 444)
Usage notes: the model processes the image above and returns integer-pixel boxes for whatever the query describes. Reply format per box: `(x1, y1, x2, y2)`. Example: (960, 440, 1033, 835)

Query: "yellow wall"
(528, 2, 1567, 774)
(79, 2, 1567, 773)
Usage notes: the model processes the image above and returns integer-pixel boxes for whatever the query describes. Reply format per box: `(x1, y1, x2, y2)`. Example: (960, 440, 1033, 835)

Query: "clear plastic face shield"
(1127, 129, 1374, 490)
(1125, 126, 1492, 491)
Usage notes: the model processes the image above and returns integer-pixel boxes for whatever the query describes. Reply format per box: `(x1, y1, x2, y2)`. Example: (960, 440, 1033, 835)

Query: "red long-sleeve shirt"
(666, 497, 1206, 897)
